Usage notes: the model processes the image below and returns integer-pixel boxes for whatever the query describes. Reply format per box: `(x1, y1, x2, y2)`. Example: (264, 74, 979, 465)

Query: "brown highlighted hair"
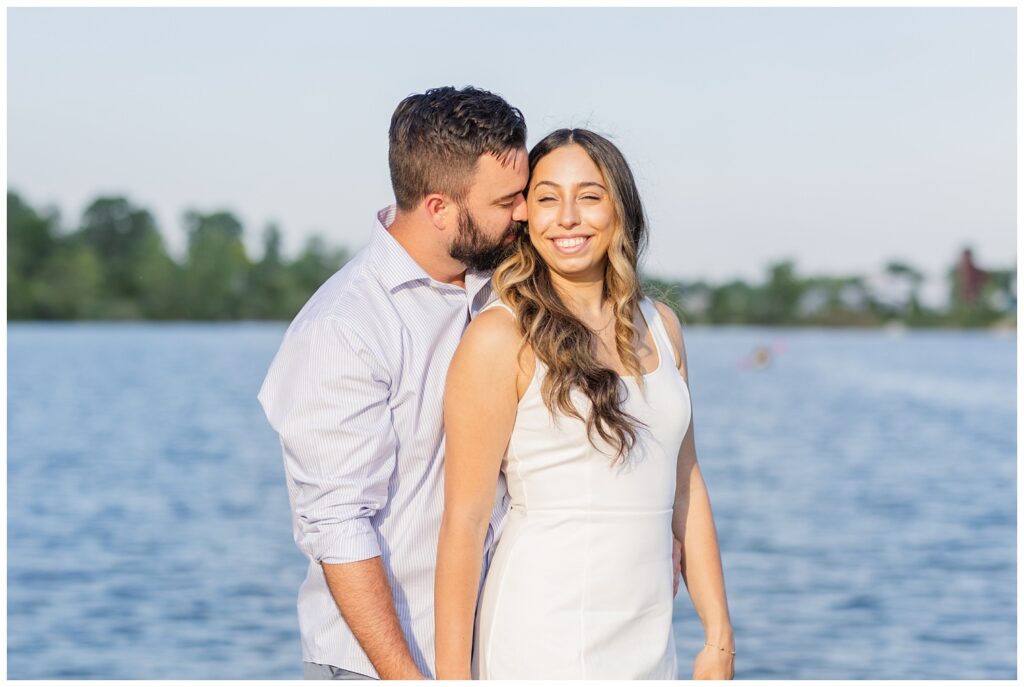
(492, 128, 649, 462)
(388, 86, 527, 212)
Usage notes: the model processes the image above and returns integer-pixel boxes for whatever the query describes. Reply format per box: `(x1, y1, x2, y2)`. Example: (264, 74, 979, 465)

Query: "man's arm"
(323, 559, 422, 680)
(258, 317, 422, 680)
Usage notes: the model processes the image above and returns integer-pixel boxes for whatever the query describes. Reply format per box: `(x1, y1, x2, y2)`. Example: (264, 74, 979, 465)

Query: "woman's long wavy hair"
(492, 128, 649, 462)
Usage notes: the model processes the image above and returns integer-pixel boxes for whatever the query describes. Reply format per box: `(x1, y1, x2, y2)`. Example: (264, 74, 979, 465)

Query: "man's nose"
(511, 194, 528, 222)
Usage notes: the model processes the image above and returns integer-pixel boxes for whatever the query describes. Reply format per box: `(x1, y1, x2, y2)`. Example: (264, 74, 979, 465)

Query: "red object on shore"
(957, 248, 988, 305)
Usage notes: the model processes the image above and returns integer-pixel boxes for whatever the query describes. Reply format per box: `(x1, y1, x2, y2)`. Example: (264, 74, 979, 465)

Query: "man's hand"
(672, 537, 683, 597)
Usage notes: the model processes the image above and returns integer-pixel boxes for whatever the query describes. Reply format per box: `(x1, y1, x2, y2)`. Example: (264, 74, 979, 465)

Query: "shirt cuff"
(300, 517, 382, 565)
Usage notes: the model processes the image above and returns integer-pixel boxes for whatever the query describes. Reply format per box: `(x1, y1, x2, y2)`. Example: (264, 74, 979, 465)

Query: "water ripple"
(8, 323, 1016, 679)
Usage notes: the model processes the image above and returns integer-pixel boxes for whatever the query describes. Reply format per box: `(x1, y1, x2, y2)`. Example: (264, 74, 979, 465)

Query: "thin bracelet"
(704, 641, 736, 655)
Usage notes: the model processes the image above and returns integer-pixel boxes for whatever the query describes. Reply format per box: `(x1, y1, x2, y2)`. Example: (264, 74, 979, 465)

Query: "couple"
(258, 86, 734, 680)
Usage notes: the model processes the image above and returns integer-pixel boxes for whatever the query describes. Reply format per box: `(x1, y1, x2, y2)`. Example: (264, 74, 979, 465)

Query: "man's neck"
(387, 212, 469, 287)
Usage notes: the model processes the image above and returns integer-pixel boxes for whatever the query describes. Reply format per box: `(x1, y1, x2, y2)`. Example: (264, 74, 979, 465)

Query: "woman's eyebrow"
(533, 180, 606, 190)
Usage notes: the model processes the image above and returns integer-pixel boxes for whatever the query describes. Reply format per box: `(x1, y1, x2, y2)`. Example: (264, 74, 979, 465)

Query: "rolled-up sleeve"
(258, 317, 396, 565)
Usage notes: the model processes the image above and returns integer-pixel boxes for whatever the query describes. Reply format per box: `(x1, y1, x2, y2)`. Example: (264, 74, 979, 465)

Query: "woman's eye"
(581, 195, 601, 201)
(537, 196, 557, 202)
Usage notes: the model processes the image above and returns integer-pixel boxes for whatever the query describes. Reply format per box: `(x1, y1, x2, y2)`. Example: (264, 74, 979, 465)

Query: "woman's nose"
(557, 201, 580, 229)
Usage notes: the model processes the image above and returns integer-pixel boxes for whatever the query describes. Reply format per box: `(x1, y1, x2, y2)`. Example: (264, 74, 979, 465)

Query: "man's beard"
(448, 207, 520, 272)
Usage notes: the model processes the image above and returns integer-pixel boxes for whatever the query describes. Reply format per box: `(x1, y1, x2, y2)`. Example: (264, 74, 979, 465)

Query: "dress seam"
(512, 425, 527, 514)
(485, 427, 524, 677)
(481, 525, 524, 678)
(579, 447, 593, 678)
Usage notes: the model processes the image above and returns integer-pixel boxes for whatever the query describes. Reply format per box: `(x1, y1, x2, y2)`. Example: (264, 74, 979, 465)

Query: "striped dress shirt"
(257, 205, 510, 679)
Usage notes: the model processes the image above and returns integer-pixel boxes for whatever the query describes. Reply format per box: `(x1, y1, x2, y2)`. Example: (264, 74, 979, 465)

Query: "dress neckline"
(489, 297, 668, 392)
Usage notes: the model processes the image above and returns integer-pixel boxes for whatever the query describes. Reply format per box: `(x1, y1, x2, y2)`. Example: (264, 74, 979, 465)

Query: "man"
(257, 86, 530, 680)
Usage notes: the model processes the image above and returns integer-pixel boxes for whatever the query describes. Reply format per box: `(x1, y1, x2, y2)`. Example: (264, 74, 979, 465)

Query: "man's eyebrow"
(495, 190, 523, 202)
(533, 180, 607, 190)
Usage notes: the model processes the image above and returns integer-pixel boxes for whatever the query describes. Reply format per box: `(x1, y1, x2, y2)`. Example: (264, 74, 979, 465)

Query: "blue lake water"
(6, 322, 1016, 679)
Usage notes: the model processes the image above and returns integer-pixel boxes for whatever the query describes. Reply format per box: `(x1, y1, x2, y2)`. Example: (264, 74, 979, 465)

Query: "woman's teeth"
(554, 237, 587, 249)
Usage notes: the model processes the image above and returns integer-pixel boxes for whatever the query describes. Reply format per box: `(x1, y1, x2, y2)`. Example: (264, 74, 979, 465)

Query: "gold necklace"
(589, 309, 616, 333)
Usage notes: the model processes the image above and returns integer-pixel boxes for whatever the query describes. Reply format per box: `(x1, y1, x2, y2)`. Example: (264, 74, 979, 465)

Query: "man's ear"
(423, 194, 452, 231)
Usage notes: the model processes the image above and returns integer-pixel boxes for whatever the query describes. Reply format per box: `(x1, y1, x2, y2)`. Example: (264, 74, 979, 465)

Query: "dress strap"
(481, 298, 517, 318)
(639, 297, 679, 370)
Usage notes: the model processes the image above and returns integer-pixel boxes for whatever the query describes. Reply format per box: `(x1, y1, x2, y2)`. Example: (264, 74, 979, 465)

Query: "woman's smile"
(550, 235, 593, 254)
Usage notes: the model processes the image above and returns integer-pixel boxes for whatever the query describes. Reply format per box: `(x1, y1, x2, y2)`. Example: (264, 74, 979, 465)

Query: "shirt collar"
(369, 205, 493, 306)
(369, 205, 432, 291)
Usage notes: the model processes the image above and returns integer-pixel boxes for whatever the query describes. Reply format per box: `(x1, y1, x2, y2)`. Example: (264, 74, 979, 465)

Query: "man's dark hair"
(388, 86, 527, 212)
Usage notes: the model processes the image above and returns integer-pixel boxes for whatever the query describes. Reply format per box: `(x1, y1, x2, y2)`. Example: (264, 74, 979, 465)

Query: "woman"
(435, 129, 734, 680)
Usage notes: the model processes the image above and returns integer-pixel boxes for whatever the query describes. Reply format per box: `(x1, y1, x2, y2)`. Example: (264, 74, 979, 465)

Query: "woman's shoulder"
(458, 298, 532, 362)
(462, 304, 521, 355)
(455, 300, 535, 381)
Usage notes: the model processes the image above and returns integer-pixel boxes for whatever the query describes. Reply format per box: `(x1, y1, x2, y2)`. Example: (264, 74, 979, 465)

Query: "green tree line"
(8, 190, 347, 320)
(646, 257, 1015, 329)
(7, 189, 1015, 327)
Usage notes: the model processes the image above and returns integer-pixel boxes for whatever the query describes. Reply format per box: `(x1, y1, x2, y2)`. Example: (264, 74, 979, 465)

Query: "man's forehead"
(473, 148, 528, 190)
(477, 148, 526, 172)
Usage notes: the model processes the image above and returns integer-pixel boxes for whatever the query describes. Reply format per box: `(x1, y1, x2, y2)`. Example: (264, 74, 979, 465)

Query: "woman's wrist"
(435, 659, 471, 680)
(436, 669, 471, 680)
(704, 623, 734, 647)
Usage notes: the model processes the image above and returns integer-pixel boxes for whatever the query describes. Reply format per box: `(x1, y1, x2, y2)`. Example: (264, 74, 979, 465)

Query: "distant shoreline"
(7, 318, 1016, 332)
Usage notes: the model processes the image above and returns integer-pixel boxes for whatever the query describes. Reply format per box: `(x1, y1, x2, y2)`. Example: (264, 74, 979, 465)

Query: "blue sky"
(7, 7, 1016, 299)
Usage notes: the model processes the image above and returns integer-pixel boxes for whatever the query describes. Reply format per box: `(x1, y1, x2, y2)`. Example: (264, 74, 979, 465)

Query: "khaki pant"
(303, 663, 375, 680)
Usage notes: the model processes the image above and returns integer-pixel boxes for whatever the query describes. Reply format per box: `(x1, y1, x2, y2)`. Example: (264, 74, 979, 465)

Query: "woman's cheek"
(585, 206, 615, 231)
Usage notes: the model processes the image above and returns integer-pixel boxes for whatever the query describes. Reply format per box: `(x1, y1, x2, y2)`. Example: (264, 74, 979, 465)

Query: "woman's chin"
(545, 256, 606, 282)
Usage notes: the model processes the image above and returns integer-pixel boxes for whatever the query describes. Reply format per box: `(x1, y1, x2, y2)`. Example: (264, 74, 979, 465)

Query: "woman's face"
(526, 144, 617, 283)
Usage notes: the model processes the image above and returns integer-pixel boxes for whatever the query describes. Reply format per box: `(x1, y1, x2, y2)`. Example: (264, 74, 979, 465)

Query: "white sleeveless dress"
(471, 297, 692, 680)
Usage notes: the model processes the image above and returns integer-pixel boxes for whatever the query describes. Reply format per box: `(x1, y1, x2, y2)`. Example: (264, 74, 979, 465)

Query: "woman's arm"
(655, 301, 735, 679)
(434, 308, 523, 679)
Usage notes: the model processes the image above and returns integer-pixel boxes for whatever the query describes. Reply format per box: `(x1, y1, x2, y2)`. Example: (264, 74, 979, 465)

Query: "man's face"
(448, 148, 529, 271)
